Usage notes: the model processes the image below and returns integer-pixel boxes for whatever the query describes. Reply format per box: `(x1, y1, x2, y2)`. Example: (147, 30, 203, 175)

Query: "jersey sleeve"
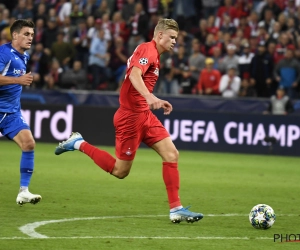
(128, 44, 155, 75)
(0, 51, 10, 74)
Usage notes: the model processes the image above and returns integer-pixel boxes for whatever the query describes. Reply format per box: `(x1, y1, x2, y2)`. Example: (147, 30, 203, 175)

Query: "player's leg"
(55, 108, 140, 179)
(77, 138, 134, 179)
(151, 137, 203, 223)
(13, 129, 42, 206)
(1, 111, 41, 206)
(55, 132, 135, 179)
(151, 137, 181, 207)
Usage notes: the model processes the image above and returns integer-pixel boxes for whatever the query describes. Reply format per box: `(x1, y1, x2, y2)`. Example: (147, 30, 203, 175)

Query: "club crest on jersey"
(154, 68, 159, 76)
(126, 148, 132, 156)
(139, 58, 148, 65)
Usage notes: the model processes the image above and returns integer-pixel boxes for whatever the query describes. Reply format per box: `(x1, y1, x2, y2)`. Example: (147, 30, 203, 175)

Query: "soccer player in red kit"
(55, 19, 203, 223)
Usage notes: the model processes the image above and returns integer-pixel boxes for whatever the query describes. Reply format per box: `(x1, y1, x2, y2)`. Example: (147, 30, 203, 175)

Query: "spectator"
(239, 78, 257, 97)
(60, 60, 87, 89)
(61, 16, 77, 43)
(219, 65, 241, 98)
(171, 45, 188, 94)
(111, 11, 130, 43)
(234, 0, 253, 19)
(69, 3, 85, 26)
(274, 46, 300, 98)
(193, 19, 208, 45)
(211, 46, 223, 70)
(257, 22, 270, 44)
(207, 15, 219, 37)
(58, 0, 73, 23)
(51, 31, 75, 70)
(93, 0, 110, 19)
(180, 66, 194, 94)
(127, 2, 148, 55)
(172, 0, 197, 32)
(283, 0, 297, 18)
(260, 0, 281, 21)
(268, 21, 281, 44)
(48, 7, 59, 23)
(121, 0, 135, 22)
(33, 18, 45, 45)
(264, 87, 294, 115)
(44, 19, 59, 49)
(33, 2, 47, 24)
(0, 17, 15, 42)
(88, 28, 110, 90)
(87, 17, 102, 42)
(237, 16, 251, 39)
(215, 0, 238, 28)
(201, 0, 220, 19)
(44, 59, 63, 89)
(101, 12, 112, 42)
(0, 8, 10, 32)
(83, 0, 96, 16)
(250, 41, 274, 97)
(12, 0, 33, 20)
(108, 36, 128, 90)
(72, 19, 89, 69)
(220, 14, 236, 36)
(277, 12, 288, 31)
(28, 42, 51, 88)
(248, 11, 260, 37)
(238, 43, 254, 79)
(258, 8, 275, 34)
(219, 43, 240, 74)
(196, 58, 221, 95)
(188, 38, 206, 87)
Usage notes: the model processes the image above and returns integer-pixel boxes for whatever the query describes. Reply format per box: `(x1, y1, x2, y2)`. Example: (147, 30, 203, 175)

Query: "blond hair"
(154, 18, 179, 36)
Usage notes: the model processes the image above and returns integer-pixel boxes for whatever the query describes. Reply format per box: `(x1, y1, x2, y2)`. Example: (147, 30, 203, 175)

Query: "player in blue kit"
(0, 19, 42, 206)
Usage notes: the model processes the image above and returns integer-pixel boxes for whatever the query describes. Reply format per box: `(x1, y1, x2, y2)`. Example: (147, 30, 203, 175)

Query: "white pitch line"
(0, 236, 273, 240)
(12, 214, 299, 240)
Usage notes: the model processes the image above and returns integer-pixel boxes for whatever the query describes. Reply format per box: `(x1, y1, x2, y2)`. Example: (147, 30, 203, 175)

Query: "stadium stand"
(1, 0, 300, 108)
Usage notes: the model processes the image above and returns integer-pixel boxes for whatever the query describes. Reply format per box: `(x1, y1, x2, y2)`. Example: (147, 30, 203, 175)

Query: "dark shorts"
(0, 111, 30, 140)
(113, 108, 170, 160)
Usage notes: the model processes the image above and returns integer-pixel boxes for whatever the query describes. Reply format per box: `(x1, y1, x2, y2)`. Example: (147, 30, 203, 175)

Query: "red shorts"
(113, 107, 170, 160)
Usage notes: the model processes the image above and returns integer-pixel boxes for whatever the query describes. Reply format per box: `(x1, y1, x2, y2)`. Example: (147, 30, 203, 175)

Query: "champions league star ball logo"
(139, 58, 148, 65)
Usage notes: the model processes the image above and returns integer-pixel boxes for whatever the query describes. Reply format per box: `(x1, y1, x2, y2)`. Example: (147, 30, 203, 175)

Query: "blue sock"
(20, 151, 34, 187)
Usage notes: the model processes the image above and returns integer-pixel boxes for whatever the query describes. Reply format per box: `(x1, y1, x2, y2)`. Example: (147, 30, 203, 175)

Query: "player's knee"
(22, 139, 35, 151)
(164, 149, 179, 162)
(113, 169, 130, 179)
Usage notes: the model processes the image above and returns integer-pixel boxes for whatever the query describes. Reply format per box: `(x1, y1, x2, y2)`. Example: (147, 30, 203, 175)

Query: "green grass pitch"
(0, 141, 299, 250)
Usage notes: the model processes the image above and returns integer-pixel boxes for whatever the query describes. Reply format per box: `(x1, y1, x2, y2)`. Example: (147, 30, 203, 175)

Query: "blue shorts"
(0, 111, 30, 140)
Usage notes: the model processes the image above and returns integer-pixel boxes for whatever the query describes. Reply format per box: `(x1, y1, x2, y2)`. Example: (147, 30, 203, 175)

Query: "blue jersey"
(0, 43, 29, 113)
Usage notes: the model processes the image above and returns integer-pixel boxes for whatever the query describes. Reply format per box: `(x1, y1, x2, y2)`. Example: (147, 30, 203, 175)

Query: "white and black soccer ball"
(139, 58, 148, 65)
(249, 204, 276, 229)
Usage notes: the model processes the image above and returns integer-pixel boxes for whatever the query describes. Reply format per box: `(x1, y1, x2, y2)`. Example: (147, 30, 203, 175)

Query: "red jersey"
(119, 40, 160, 112)
(197, 69, 221, 94)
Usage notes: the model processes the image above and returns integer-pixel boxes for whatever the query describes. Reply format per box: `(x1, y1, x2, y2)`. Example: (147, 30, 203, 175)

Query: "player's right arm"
(129, 67, 173, 114)
(129, 66, 162, 110)
(0, 72, 33, 86)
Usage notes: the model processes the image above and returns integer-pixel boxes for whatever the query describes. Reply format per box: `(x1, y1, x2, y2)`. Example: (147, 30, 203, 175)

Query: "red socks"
(80, 142, 116, 173)
(163, 162, 181, 209)
(79, 143, 181, 209)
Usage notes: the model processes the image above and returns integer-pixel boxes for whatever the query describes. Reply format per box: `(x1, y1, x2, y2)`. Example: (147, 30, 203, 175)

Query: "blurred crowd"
(1, 0, 300, 105)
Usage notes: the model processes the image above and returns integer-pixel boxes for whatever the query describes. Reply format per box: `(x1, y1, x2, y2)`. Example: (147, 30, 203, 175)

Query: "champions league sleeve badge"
(139, 58, 148, 65)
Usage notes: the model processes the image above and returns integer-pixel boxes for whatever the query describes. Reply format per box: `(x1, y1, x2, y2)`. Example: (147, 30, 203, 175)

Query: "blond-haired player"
(55, 19, 203, 223)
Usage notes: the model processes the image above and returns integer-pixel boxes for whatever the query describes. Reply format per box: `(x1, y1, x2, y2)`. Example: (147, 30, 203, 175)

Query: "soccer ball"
(249, 204, 276, 229)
